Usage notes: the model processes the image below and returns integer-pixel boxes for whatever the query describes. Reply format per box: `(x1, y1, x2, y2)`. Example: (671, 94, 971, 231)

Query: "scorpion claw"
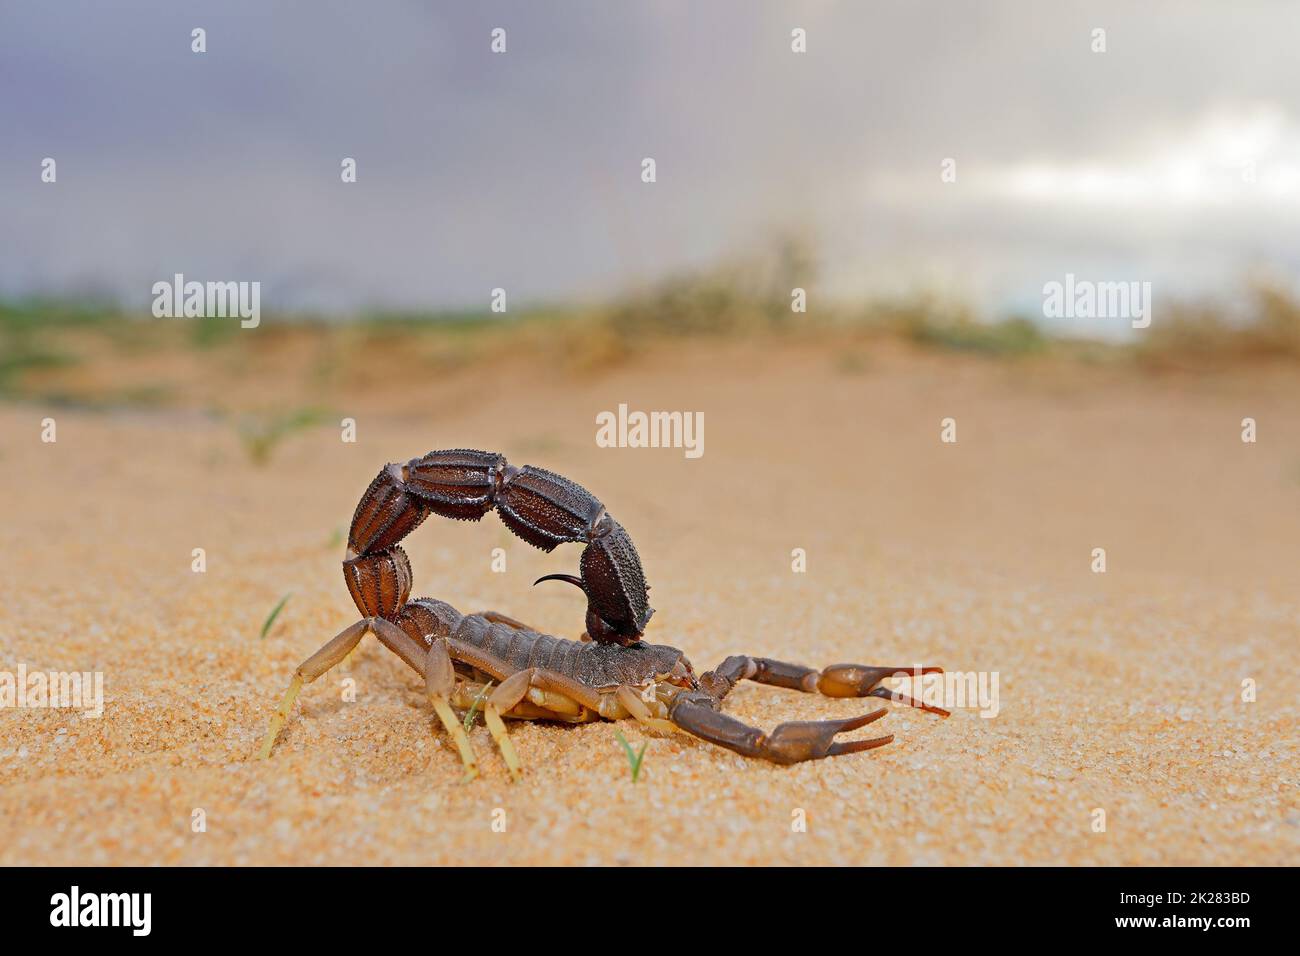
(817, 664, 949, 716)
(669, 694, 895, 764)
(868, 685, 950, 717)
(827, 734, 895, 757)
(825, 709, 889, 732)
(762, 709, 893, 763)
(822, 709, 896, 756)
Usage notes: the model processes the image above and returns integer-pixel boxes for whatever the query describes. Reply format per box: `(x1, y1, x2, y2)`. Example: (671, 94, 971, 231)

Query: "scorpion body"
(401, 601, 691, 707)
(257, 449, 947, 780)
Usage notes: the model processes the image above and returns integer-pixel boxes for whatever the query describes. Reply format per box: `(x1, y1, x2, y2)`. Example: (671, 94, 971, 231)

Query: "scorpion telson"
(256, 448, 948, 781)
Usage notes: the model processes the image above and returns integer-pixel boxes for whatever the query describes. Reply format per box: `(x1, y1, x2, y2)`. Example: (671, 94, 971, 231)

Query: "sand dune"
(1, 340, 1295, 865)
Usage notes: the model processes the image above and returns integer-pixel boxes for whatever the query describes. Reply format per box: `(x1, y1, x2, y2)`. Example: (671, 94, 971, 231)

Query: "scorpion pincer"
(256, 448, 948, 780)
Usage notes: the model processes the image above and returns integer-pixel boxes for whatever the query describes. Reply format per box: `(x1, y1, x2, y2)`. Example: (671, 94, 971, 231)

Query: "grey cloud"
(2, 1, 1297, 317)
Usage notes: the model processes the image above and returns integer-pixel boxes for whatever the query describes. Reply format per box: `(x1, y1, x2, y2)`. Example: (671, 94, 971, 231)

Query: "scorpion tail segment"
(397, 451, 654, 647)
(529, 525, 652, 647)
(348, 464, 431, 555)
(818, 665, 950, 716)
(668, 692, 892, 765)
(404, 449, 505, 521)
(579, 518, 653, 645)
(342, 547, 412, 621)
(497, 465, 607, 552)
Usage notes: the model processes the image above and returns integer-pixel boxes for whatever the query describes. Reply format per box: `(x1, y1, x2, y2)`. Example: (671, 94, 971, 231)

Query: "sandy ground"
(0, 339, 1296, 865)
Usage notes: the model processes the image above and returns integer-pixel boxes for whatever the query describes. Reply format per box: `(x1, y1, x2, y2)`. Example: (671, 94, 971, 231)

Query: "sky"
(3, 0, 1299, 325)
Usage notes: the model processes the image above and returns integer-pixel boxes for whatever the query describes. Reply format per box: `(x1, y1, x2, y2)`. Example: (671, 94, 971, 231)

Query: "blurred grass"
(235, 406, 332, 466)
(1136, 280, 1300, 368)
(604, 237, 812, 340)
(0, 297, 120, 332)
(0, 298, 85, 394)
(0, 341, 77, 390)
(259, 593, 292, 640)
(3, 257, 1300, 413)
(874, 296, 1048, 357)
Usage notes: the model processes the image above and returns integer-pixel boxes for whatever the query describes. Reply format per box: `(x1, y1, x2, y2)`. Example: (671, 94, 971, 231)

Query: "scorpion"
(256, 449, 948, 780)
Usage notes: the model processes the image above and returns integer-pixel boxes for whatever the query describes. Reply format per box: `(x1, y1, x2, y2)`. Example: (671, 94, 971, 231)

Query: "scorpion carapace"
(256, 448, 948, 781)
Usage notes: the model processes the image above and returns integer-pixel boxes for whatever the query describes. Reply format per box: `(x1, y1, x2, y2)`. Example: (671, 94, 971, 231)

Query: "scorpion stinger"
(255, 448, 947, 780)
(533, 573, 585, 590)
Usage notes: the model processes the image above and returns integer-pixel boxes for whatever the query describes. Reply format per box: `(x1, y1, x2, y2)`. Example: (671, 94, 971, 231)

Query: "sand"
(0, 339, 1296, 865)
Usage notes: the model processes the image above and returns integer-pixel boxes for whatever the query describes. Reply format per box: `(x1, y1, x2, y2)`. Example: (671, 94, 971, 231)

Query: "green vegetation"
(2, 262, 1299, 414)
(0, 299, 86, 394)
(614, 728, 649, 783)
(902, 313, 1047, 357)
(0, 341, 77, 391)
(259, 593, 292, 640)
(190, 313, 241, 350)
(1137, 281, 1300, 367)
(605, 238, 813, 342)
(462, 681, 494, 732)
(0, 296, 120, 332)
(235, 407, 331, 466)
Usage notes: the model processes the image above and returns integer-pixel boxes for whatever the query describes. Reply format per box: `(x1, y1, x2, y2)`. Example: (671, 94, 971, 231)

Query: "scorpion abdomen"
(448, 613, 688, 690)
(571, 638, 690, 690)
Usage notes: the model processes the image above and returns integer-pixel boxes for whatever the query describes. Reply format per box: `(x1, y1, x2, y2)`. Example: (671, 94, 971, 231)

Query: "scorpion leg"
(424, 638, 479, 782)
(668, 691, 892, 764)
(450, 651, 601, 781)
(368, 617, 432, 673)
(699, 657, 950, 717)
(367, 617, 507, 776)
(256, 619, 368, 759)
(455, 680, 592, 722)
(615, 686, 678, 734)
(256, 616, 432, 760)
(483, 671, 531, 782)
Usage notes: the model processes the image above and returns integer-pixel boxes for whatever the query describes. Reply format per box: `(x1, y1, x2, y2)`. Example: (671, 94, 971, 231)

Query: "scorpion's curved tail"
(342, 450, 652, 644)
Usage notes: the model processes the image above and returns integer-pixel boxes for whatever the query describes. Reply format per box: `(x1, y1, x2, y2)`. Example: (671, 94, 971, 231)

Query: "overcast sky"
(3, 0, 1299, 322)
